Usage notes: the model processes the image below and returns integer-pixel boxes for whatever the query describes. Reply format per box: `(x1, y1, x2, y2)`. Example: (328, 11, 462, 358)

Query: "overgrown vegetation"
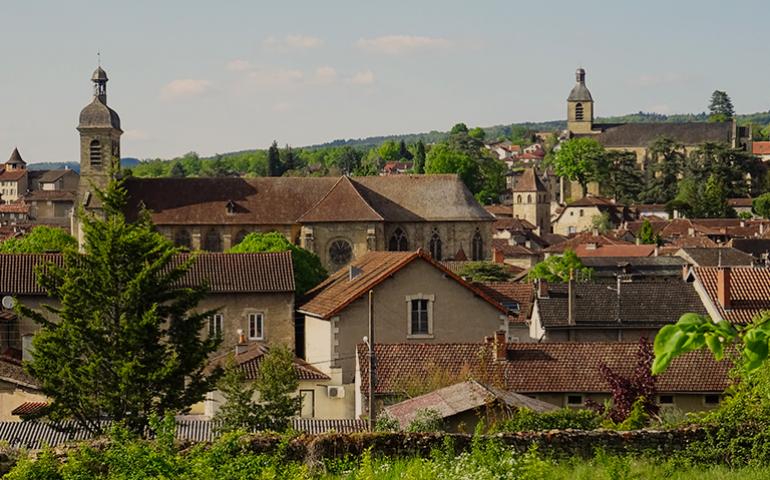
(528, 249, 592, 283)
(0, 225, 76, 253)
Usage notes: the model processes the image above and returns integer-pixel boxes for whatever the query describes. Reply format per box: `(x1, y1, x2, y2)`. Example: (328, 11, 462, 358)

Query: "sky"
(0, 0, 769, 163)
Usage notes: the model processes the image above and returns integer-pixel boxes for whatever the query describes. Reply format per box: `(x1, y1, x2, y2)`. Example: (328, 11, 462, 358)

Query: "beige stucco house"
(299, 250, 524, 418)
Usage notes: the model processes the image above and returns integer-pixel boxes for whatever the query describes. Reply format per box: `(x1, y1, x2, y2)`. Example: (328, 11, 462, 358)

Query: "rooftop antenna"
(97, 51, 101, 67)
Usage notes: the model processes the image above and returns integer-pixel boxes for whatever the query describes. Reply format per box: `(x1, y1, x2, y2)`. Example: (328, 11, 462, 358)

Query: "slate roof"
(593, 122, 732, 147)
(694, 266, 770, 325)
(384, 380, 557, 428)
(731, 239, 770, 260)
(78, 97, 121, 130)
(24, 190, 76, 202)
(359, 342, 731, 396)
(581, 256, 687, 279)
(300, 251, 507, 319)
(6, 148, 25, 166)
(512, 168, 547, 192)
(536, 280, 707, 328)
(544, 232, 631, 254)
(209, 343, 329, 381)
(124, 175, 493, 226)
(0, 169, 27, 181)
(0, 357, 39, 389)
(36, 169, 76, 184)
(676, 248, 755, 267)
(0, 418, 368, 449)
(0, 252, 295, 296)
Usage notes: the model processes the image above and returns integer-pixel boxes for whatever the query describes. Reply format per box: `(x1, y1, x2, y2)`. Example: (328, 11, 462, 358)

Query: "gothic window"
(89, 140, 102, 166)
(527, 194, 532, 204)
(575, 103, 584, 121)
(516, 195, 522, 204)
(388, 227, 409, 251)
(175, 229, 192, 249)
(204, 229, 222, 252)
(329, 239, 353, 267)
(234, 229, 249, 246)
(472, 230, 484, 261)
(429, 231, 442, 260)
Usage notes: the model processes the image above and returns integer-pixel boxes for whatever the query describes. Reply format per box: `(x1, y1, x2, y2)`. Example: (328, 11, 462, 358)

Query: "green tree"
(700, 173, 733, 218)
(468, 127, 486, 141)
(708, 90, 735, 121)
(398, 139, 413, 160)
(20, 179, 221, 435)
(552, 138, 605, 197)
(280, 144, 298, 172)
(0, 226, 76, 253)
(753, 192, 770, 219)
(457, 262, 512, 282)
(601, 151, 643, 203)
(638, 218, 659, 245)
(413, 140, 426, 174)
(425, 144, 479, 191)
(450, 123, 469, 135)
(226, 232, 327, 295)
(169, 161, 186, 178)
(377, 140, 402, 163)
(641, 137, 685, 204)
(253, 345, 300, 432)
(267, 140, 281, 177)
(590, 212, 612, 233)
(528, 249, 592, 283)
(213, 357, 259, 434)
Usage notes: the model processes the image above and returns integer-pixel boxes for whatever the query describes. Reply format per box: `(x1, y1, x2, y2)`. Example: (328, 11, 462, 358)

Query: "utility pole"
(368, 289, 376, 431)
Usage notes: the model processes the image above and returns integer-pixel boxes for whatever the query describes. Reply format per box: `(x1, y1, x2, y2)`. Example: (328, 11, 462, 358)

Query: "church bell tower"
(567, 68, 595, 134)
(76, 65, 122, 212)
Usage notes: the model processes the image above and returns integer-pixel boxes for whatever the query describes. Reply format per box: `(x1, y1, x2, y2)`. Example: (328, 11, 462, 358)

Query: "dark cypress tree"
(708, 90, 735, 121)
(169, 161, 186, 178)
(414, 140, 426, 174)
(398, 139, 413, 160)
(267, 140, 281, 177)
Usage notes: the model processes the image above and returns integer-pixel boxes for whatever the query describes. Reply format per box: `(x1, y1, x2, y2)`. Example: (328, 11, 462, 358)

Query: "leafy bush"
(374, 411, 400, 432)
(498, 407, 602, 432)
(0, 225, 76, 253)
(405, 408, 444, 432)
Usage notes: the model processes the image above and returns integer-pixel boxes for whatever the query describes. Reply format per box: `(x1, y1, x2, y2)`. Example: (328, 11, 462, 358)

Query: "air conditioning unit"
(326, 386, 345, 399)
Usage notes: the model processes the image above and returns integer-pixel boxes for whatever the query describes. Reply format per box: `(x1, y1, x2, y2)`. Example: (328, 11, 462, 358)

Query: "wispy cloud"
(263, 34, 322, 51)
(160, 79, 211, 101)
(247, 67, 304, 87)
(356, 35, 451, 55)
(313, 66, 337, 84)
(226, 59, 252, 72)
(348, 70, 375, 85)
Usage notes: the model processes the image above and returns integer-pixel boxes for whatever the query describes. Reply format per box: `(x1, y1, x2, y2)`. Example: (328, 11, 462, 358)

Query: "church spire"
(91, 65, 108, 103)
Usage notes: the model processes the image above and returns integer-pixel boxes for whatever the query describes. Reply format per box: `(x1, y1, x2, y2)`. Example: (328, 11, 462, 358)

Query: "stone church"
(73, 68, 494, 271)
(565, 68, 751, 160)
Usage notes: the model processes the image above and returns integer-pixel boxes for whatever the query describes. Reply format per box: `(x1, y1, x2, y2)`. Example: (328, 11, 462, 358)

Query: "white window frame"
(565, 394, 583, 407)
(248, 312, 264, 340)
(208, 314, 223, 338)
(406, 294, 435, 339)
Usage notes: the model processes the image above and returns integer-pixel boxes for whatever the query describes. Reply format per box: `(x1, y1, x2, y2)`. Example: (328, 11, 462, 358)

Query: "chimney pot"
(493, 330, 507, 362)
(537, 279, 549, 299)
(235, 329, 248, 355)
(717, 267, 731, 310)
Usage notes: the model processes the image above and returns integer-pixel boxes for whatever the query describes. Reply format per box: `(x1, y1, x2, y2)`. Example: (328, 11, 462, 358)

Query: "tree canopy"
(528, 249, 592, 283)
(20, 179, 221, 435)
(552, 138, 605, 197)
(754, 192, 770, 219)
(457, 262, 513, 282)
(226, 232, 327, 295)
(0, 226, 76, 253)
(708, 90, 735, 121)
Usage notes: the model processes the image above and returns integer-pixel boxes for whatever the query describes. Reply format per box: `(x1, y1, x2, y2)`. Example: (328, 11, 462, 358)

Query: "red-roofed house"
(690, 266, 770, 325)
(753, 141, 770, 161)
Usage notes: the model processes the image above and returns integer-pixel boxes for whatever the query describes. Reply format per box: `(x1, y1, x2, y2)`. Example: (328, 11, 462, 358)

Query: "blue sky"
(0, 0, 768, 163)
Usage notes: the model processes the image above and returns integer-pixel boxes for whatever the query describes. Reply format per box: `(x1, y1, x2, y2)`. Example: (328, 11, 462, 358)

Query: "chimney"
(493, 248, 505, 264)
(537, 279, 549, 299)
(493, 330, 507, 362)
(717, 267, 731, 310)
(235, 329, 248, 355)
(687, 227, 695, 237)
(567, 269, 576, 326)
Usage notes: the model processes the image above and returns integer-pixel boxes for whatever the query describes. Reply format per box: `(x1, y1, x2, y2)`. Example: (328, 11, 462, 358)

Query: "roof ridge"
(297, 176, 384, 223)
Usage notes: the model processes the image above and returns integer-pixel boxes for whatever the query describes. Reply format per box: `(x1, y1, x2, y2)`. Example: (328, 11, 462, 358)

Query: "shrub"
(406, 409, 444, 432)
(498, 407, 602, 432)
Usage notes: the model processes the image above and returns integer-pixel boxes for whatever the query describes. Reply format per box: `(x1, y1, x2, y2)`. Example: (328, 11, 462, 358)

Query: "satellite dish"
(1, 296, 15, 310)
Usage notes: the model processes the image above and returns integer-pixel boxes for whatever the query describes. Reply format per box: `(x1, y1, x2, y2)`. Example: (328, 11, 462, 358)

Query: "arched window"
(175, 229, 191, 249)
(204, 229, 222, 252)
(472, 230, 484, 261)
(516, 195, 522, 204)
(575, 103, 584, 121)
(329, 239, 353, 268)
(429, 231, 442, 261)
(527, 194, 532, 204)
(234, 229, 249, 246)
(89, 140, 102, 166)
(388, 227, 409, 251)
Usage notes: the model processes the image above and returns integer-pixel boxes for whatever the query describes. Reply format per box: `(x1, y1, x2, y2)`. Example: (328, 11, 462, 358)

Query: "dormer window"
(226, 200, 236, 215)
(89, 140, 102, 166)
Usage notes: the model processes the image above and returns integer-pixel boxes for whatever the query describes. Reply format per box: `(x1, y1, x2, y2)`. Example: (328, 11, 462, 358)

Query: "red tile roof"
(544, 232, 631, 254)
(358, 342, 732, 396)
(11, 402, 48, 416)
(0, 252, 295, 296)
(574, 244, 656, 258)
(512, 168, 547, 192)
(298, 176, 383, 223)
(473, 282, 533, 322)
(0, 203, 29, 214)
(0, 169, 26, 182)
(694, 266, 770, 325)
(753, 141, 770, 155)
(299, 251, 508, 319)
(210, 343, 329, 381)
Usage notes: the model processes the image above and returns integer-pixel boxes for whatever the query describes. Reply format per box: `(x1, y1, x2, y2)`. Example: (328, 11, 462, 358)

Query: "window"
(89, 140, 102, 166)
(527, 194, 532, 204)
(516, 195, 522, 203)
(472, 230, 484, 261)
(566, 394, 583, 406)
(204, 229, 222, 252)
(248, 312, 264, 340)
(329, 239, 353, 267)
(704, 394, 720, 406)
(388, 228, 409, 251)
(658, 395, 674, 405)
(208, 314, 223, 338)
(568, 226, 577, 235)
(579, 209, 584, 217)
(410, 299, 430, 335)
(429, 232, 442, 260)
(575, 103, 584, 121)
(300, 389, 315, 418)
(175, 229, 191, 249)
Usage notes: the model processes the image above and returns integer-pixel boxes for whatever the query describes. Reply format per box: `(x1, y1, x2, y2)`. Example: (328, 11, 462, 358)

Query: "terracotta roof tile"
(11, 402, 47, 416)
(300, 251, 507, 319)
(359, 342, 731, 396)
(694, 266, 770, 324)
(574, 244, 656, 258)
(544, 232, 630, 254)
(24, 190, 76, 202)
(0, 252, 294, 296)
(753, 141, 770, 155)
(210, 343, 329, 381)
(0, 357, 38, 389)
(473, 282, 533, 322)
(0, 169, 27, 182)
(512, 168, 547, 192)
(0, 203, 29, 214)
(298, 177, 383, 223)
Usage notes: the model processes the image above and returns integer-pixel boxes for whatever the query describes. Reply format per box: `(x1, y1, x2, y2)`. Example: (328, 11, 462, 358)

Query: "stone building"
(511, 168, 551, 234)
(0, 149, 28, 204)
(565, 68, 751, 161)
(72, 68, 494, 271)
